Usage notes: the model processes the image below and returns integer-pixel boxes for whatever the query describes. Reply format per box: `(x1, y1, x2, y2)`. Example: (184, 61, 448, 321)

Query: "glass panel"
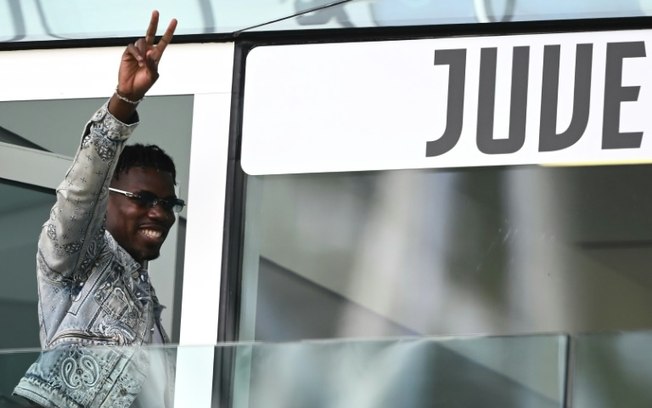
(0, 0, 230, 42)
(0, 334, 568, 407)
(252, 0, 649, 31)
(0, 96, 192, 164)
(0, 348, 40, 404)
(0, 96, 192, 344)
(0, 345, 178, 406)
(240, 164, 652, 342)
(572, 331, 652, 407)
(1, 0, 651, 42)
(0, 0, 336, 41)
(238, 335, 568, 408)
(0, 181, 53, 350)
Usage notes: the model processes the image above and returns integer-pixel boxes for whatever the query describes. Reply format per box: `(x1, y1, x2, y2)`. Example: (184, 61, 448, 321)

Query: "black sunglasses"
(109, 187, 186, 213)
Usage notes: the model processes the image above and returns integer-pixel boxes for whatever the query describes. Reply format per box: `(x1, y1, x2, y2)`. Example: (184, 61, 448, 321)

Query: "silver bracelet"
(114, 87, 144, 105)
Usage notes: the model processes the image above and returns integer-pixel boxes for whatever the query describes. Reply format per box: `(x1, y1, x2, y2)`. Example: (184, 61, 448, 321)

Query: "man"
(13, 11, 181, 408)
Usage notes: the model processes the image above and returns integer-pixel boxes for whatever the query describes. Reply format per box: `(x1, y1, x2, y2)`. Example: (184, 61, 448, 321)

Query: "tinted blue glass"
(0, 0, 649, 42)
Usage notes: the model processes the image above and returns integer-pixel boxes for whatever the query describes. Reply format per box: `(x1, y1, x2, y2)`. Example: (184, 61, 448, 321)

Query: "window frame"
(0, 40, 234, 407)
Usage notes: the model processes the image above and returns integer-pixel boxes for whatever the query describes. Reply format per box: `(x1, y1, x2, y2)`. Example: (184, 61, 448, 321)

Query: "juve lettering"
(425, 41, 646, 157)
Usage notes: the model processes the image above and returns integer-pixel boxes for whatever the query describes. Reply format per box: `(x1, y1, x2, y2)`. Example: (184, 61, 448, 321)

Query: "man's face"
(107, 167, 177, 263)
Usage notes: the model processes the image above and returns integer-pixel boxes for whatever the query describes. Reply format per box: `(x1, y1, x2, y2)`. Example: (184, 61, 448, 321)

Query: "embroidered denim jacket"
(13, 103, 170, 408)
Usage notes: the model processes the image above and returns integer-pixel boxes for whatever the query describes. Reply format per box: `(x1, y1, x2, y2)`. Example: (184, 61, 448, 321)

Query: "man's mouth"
(139, 228, 164, 240)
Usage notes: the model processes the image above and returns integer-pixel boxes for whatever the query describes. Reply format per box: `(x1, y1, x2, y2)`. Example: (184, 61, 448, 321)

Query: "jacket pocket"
(95, 283, 138, 320)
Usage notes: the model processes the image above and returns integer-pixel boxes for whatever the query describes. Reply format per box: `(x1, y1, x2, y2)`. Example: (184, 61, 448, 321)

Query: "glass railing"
(571, 331, 652, 407)
(1, 0, 650, 43)
(232, 335, 568, 408)
(0, 333, 568, 407)
(2, 331, 651, 407)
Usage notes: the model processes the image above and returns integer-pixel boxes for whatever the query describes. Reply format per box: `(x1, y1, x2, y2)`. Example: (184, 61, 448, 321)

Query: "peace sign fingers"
(145, 10, 160, 47)
(144, 10, 177, 64)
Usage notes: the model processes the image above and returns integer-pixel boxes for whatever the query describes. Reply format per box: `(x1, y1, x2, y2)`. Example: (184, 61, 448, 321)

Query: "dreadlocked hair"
(113, 144, 177, 185)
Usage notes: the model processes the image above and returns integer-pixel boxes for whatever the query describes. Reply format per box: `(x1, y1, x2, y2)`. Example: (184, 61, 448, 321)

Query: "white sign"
(241, 30, 652, 175)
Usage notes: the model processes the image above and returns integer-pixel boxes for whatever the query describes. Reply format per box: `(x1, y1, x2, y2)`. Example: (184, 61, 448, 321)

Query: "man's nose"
(147, 201, 174, 221)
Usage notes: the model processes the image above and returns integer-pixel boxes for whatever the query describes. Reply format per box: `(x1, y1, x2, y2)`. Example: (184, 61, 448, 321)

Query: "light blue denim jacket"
(14, 103, 170, 408)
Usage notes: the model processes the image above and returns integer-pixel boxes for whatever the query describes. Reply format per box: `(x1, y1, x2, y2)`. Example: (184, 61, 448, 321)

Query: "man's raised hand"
(117, 10, 177, 103)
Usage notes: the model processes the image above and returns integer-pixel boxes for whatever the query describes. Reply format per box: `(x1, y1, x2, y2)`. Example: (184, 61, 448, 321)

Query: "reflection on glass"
(240, 165, 652, 342)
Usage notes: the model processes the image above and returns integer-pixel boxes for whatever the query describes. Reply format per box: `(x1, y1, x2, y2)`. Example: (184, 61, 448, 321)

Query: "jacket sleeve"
(38, 102, 139, 282)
